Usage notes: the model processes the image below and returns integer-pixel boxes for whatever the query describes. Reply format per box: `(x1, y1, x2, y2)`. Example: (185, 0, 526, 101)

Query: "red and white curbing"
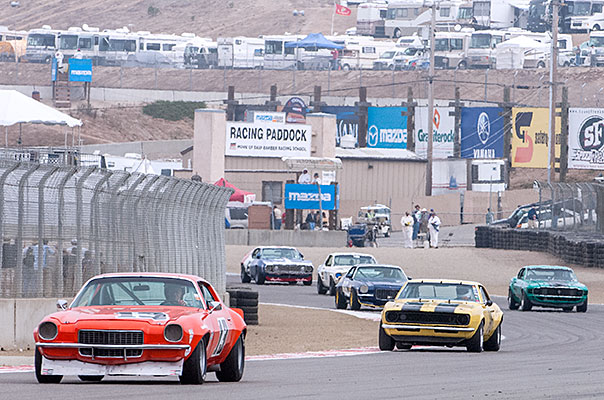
(0, 365, 34, 374)
(246, 346, 383, 361)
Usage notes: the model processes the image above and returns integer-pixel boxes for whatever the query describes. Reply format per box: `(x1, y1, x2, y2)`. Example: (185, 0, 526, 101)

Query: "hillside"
(1, 0, 357, 37)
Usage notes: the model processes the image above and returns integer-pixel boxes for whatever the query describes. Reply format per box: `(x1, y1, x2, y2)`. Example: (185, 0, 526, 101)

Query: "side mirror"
(485, 299, 493, 307)
(255, 254, 261, 259)
(407, 276, 412, 280)
(208, 301, 222, 313)
(57, 299, 68, 310)
(299, 253, 304, 259)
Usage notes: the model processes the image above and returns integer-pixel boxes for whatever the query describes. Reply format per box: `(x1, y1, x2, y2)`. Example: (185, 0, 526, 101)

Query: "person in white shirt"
(311, 172, 321, 185)
(401, 211, 414, 248)
(428, 210, 441, 248)
(298, 169, 311, 184)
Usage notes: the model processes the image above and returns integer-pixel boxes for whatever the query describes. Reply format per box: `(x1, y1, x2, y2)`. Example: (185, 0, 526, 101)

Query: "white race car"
(317, 252, 377, 296)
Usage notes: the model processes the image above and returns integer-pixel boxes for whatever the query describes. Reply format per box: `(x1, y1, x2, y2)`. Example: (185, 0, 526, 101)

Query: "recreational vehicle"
(217, 37, 264, 69)
(465, 29, 507, 68)
(472, 0, 528, 30)
(434, 30, 472, 69)
(22, 26, 60, 63)
(562, 0, 604, 32)
(184, 38, 218, 69)
(383, 0, 429, 38)
(356, 2, 388, 36)
(0, 27, 26, 61)
(339, 37, 395, 70)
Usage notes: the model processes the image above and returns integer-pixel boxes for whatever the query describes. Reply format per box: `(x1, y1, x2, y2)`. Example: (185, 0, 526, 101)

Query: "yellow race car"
(379, 279, 503, 353)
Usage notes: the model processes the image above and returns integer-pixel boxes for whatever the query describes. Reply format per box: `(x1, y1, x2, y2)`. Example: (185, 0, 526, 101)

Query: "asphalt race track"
(3, 278, 604, 399)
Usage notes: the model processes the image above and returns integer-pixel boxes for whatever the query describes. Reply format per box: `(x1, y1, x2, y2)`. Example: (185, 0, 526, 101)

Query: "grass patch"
(142, 101, 206, 121)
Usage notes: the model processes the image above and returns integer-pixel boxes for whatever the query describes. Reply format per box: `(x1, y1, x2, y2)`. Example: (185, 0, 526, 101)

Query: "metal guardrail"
(535, 181, 600, 232)
(0, 160, 233, 298)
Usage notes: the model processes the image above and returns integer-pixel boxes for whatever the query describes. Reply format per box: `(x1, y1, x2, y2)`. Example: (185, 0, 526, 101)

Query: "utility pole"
(402, 87, 417, 152)
(448, 86, 463, 158)
(425, 0, 437, 196)
(500, 86, 512, 188)
(559, 86, 569, 182)
(355, 87, 371, 148)
(547, 0, 559, 184)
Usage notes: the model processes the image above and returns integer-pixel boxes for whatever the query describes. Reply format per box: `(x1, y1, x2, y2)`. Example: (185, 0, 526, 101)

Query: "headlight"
(164, 324, 183, 342)
(266, 265, 274, 272)
(305, 266, 313, 273)
(38, 321, 58, 340)
(273, 265, 279, 272)
(335, 273, 342, 279)
(359, 285, 369, 294)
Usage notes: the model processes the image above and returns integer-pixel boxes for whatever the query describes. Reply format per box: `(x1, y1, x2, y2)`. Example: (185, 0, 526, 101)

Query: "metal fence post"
(36, 166, 58, 297)
(74, 167, 96, 289)
(15, 164, 40, 298)
(113, 174, 146, 273)
(56, 167, 77, 296)
(0, 162, 18, 297)
(88, 170, 112, 280)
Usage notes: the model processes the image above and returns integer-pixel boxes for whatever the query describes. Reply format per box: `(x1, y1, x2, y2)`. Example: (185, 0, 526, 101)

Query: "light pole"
(425, 0, 437, 196)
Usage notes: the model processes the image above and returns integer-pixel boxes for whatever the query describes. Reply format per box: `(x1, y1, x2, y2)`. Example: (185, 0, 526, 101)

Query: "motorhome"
(338, 37, 395, 70)
(217, 37, 264, 69)
(136, 32, 191, 66)
(472, 0, 529, 30)
(464, 29, 507, 68)
(383, 0, 429, 38)
(356, 1, 388, 36)
(434, 30, 472, 68)
(0, 27, 26, 61)
(561, 0, 604, 32)
(263, 35, 332, 70)
(96, 30, 138, 66)
(22, 26, 60, 63)
(183, 38, 218, 69)
(57, 26, 100, 60)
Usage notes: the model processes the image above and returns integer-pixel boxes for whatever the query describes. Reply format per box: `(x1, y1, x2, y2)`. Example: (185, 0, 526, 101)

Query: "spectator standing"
(273, 206, 283, 230)
(331, 48, 339, 70)
(82, 250, 94, 281)
(306, 210, 316, 230)
(412, 204, 421, 240)
(428, 210, 441, 248)
(527, 206, 538, 229)
(486, 208, 494, 225)
(401, 211, 414, 248)
(312, 172, 321, 185)
(590, 44, 597, 67)
(21, 245, 35, 296)
(74, 48, 83, 59)
(298, 169, 311, 184)
(419, 208, 430, 240)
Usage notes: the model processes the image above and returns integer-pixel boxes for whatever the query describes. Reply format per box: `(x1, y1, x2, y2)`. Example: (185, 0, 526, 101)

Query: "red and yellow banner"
(511, 108, 561, 168)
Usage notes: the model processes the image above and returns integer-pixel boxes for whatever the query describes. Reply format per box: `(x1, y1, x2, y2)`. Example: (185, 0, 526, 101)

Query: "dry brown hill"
(2, 0, 357, 37)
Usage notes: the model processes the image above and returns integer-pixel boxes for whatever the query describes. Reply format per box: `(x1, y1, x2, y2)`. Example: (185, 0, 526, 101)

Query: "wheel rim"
(479, 327, 484, 348)
(200, 343, 207, 379)
(237, 338, 244, 372)
(496, 326, 501, 344)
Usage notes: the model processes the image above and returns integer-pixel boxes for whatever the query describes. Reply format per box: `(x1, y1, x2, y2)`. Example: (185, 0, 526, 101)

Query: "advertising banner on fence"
(511, 108, 560, 168)
(225, 122, 312, 157)
(68, 58, 93, 82)
(367, 107, 407, 149)
(415, 106, 455, 159)
(568, 108, 604, 170)
(323, 106, 359, 147)
(460, 107, 504, 159)
(284, 183, 339, 210)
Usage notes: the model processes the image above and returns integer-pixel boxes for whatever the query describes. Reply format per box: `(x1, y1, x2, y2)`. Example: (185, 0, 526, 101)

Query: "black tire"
(466, 322, 484, 353)
(483, 323, 501, 352)
(507, 289, 520, 310)
(244, 318, 258, 325)
(317, 275, 328, 294)
(240, 265, 251, 283)
(328, 278, 336, 296)
(520, 291, 532, 311)
(255, 268, 265, 285)
(577, 298, 588, 313)
(226, 289, 258, 300)
(562, 306, 574, 312)
(594, 24, 601, 31)
(537, 61, 546, 68)
(237, 306, 258, 314)
(78, 375, 104, 382)
(243, 311, 258, 319)
(379, 325, 395, 351)
(393, 28, 401, 38)
(350, 289, 361, 310)
(35, 347, 63, 384)
(395, 342, 412, 350)
(335, 289, 347, 309)
(458, 61, 467, 69)
(303, 277, 312, 286)
(180, 339, 207, 384)
(230, 297, 258, 307)
(216, 334, 245, 382)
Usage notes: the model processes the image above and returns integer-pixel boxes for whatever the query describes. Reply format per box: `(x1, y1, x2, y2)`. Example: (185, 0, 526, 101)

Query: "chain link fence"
(0, 160, 233, 299)
(534, 181, 599, 232)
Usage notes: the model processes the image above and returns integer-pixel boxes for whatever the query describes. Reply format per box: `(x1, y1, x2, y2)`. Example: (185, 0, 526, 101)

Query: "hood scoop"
(116, 311, 168, 321)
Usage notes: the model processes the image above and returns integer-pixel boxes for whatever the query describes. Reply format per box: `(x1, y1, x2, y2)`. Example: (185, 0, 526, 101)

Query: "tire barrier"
(475, 226, 604, 269)
(227, 286, 259, 325)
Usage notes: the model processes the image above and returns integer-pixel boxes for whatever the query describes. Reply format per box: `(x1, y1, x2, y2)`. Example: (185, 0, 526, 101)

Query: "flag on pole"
(335, 4, 351, 16)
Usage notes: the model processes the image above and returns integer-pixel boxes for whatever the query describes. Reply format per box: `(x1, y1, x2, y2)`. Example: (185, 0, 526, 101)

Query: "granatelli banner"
(511, 107, 560, 168)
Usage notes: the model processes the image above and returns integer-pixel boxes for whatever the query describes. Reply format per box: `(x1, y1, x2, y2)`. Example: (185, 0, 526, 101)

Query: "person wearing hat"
(401, 211, 414, 248)
(298, 168, 311, 184)
(419, 208, 430, 241)
(428, 210, 442, 248)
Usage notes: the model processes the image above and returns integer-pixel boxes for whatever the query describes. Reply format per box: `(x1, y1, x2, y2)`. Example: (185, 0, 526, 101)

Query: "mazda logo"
(368, 125, 379, 147)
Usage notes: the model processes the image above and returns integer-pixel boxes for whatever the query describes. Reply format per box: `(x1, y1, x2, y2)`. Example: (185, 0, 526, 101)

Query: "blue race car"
(241, 246, 314, 286)
(335, 264, 409, 310)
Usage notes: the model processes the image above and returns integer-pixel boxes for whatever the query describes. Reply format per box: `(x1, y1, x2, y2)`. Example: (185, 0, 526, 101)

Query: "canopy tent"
(495, 36, 549, 70)
(0, 90, 82, 127)
(284, 33, 344, 49)
(214, 178, 256, 203)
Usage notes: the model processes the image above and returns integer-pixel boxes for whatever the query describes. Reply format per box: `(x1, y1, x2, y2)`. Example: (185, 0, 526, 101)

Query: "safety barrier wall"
(225, 229, 347, 247)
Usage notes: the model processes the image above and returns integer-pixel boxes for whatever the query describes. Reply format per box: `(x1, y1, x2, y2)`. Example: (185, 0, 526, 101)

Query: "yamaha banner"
(322, 106, 359, 147)
(460, 107, 504, 159)
(367, 107, 407, 149)
(284, 184, 339, 210)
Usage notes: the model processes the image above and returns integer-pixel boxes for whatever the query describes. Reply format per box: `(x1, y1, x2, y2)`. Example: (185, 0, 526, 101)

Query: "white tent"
(0, 90, 82, 127)
(495, 36, 549, 70)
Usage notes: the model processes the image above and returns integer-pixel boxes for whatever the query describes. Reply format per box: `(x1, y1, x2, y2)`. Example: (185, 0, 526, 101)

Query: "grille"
(375, 289, 399, 300)
(385, 311, 470, 326)
(79, 330, 143, 345)
(532, 288, 583, 296)
(269, 264, 306, 273)
(79, 348, 143, 358)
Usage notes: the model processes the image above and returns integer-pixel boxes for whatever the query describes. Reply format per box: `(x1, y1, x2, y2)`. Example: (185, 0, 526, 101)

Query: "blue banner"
(68, 59, 93, 82)
(367, 107, 407, 149)
(461, 107, 504, 159)
(284, 184, 339, 210)
(322, 106, 359, 147)
(51, 58, 57, 82)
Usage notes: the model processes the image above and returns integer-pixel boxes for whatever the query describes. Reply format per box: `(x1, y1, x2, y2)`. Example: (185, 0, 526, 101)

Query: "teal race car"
(508, 265, 588, 312)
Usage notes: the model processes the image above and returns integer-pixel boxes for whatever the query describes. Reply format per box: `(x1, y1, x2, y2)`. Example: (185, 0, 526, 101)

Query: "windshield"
(261, 248, 302, 260)
(59, 35, 78, 50)
(334, 255, 376, 266)
(470, 34, 492, 49)
(590, 36, 604, 47)
(458, 7, 473, 19)
(525, 268, 577, 281)
(353, 266, 405, 282)
(569, 1, 592, 16)
(403, 47, 419, 55)
(381, 51, 396, 59)
(529, 3, 546, 17)
(72, 277, 204, 308)
(398, 282, 479, 302)
(27, 34, 55, 48)
(435, 39, 449, 52)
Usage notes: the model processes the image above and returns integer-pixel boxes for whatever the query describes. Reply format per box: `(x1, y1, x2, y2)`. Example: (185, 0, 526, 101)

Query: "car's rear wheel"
(328, 278, 337, 296)
(78, 375, 104, 382)
(395, 342, 412, 350)
(520, 291, 532, 311)
(350, 289, 361, 310)
(35, 347, 62, 384)
(255, 268, 265, 285)
(317, 275, 328, 294)
(216, 334, 245, 382)
(508, 289, 519, 310)
(180, 339, 207, 384)
(379, 325, 395, 351)
(241, 264, 251, 283)
(335, 288, 347, 309)
(483, 323, 501, 352)
(577, 298, 588, 312)
(466, 322, 484, 353)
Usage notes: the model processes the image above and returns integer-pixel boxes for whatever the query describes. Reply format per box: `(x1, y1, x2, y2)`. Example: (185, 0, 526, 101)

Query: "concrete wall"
(225, 229, 347, 247)
(0, 298, 59, 349)
(80, 139, 192, 159)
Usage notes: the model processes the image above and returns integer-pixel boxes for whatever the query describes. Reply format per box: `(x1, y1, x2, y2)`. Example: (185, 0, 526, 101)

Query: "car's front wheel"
(395, 342, 412, 350)
(483, 323, 501, 352)
(35, 347, 63, 384)
(350, 289, 361, 310)
(508, 289, 520, 310)
(335, 288, 347, 309)
(577, 298, 588, 312)
(317, 275, 328, 294)
(180, 339, 207, 384)
(255, 268, 265, 285)
(466, 322, 484, 353)
(328, 278, 337, 296)
(379, 325, 395, 351)
(520, 291, 532, 311)
(241, 264, 251, 283)
(216, 334, 245, 382)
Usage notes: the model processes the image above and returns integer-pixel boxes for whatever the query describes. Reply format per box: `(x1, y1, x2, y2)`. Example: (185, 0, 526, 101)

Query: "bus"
(383, 0, 429, 38)
(434, 30, 472, 69)
(0, 27, 26, 61)
(562, 0, 604, 32)
(22, 26, 60, 63)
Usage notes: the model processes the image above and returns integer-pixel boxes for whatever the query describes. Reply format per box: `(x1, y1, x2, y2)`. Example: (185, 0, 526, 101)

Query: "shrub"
(148, 6, 160, 17)
(142, 101, 206, 121)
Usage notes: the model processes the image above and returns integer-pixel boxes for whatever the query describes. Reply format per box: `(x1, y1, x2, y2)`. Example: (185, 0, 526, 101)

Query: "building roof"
(335, 147, 426, 162)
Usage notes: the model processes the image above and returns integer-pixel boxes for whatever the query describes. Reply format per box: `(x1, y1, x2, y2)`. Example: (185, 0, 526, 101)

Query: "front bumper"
(265, 273, 312, 282)
(382, 323, 476, 343)
(527, 293, 587, 307)
(41, 356, 183, 376)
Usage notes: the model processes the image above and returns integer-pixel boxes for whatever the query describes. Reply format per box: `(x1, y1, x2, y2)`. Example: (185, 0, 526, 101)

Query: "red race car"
(33, 273, 246, 384)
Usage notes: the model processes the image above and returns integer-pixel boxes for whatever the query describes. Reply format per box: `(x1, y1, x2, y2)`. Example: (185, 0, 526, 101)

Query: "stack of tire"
(227, 287, 259, 325)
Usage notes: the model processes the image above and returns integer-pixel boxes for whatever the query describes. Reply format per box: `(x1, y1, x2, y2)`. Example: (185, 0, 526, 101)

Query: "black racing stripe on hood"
(402, 303, 424, 312)
(433, 303, 460, 313)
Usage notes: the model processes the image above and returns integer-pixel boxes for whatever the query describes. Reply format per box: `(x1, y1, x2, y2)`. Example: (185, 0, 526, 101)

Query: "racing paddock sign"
(226, 121, 312, 158)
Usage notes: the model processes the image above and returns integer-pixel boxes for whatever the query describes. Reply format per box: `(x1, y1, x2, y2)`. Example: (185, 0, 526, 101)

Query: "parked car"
(335, 264, 408, 310)
(347, 223, 379, 247)
(33, 273, 246, 384)
(240, 246, 313, 285)
(225, 203, 249, 229)
(380, 279, 502, 353)
(508, 265, 588, 312)
(357, 204, 392, 237)
(317, 252, 377, 296)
